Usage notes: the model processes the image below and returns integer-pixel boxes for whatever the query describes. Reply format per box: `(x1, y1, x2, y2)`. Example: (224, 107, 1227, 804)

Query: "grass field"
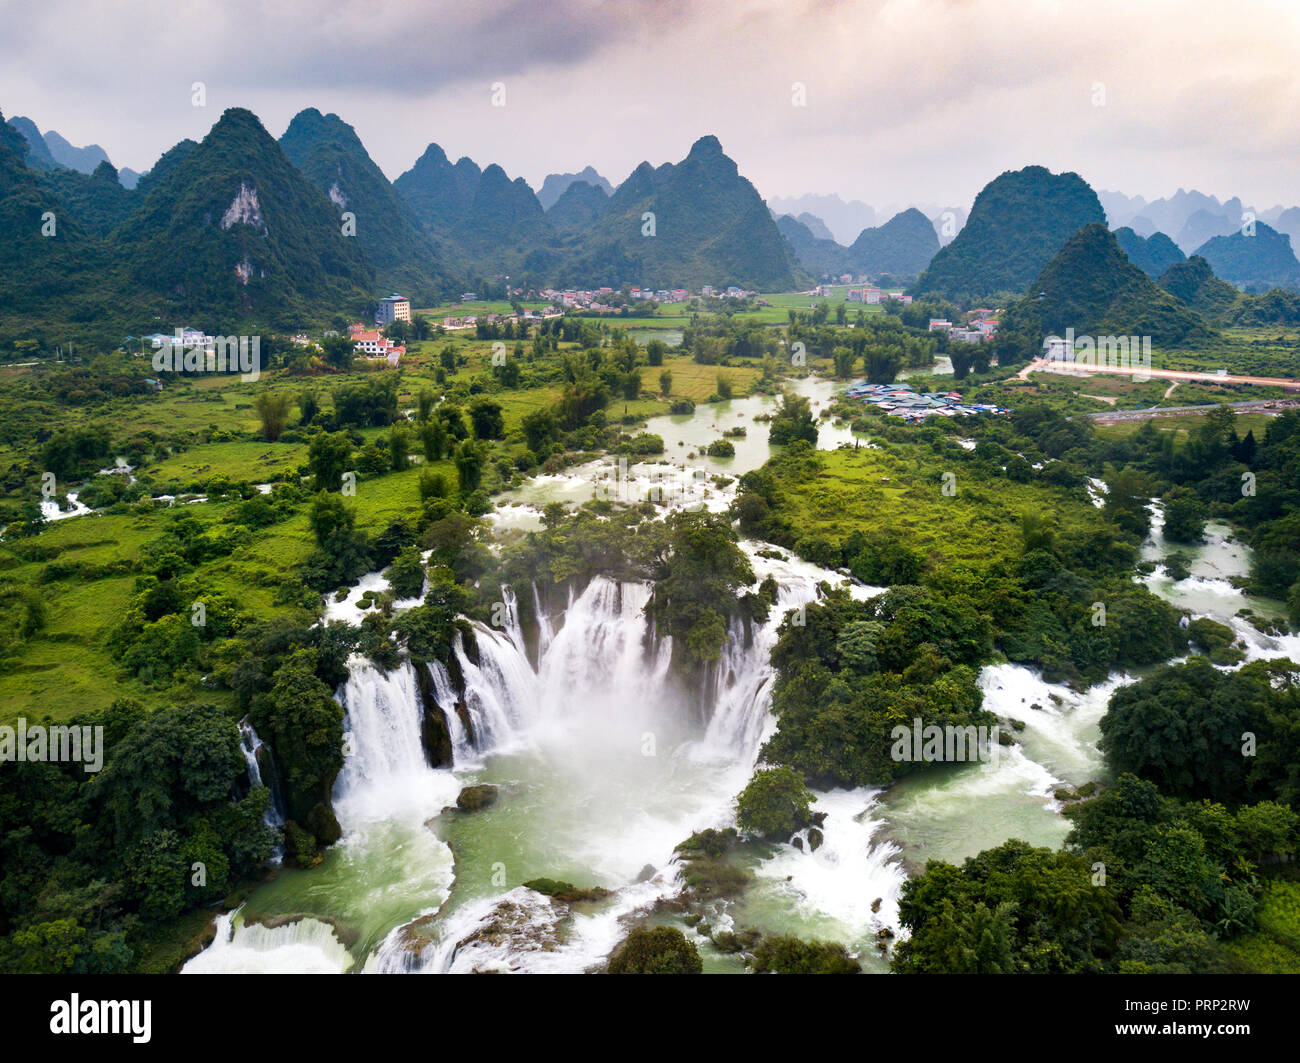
(1224, 879, 1300, 973)
(761, 440, 1102, 571)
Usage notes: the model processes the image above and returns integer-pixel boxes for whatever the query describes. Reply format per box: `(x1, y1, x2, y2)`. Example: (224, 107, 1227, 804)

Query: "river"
(183, 376, 1299, 974)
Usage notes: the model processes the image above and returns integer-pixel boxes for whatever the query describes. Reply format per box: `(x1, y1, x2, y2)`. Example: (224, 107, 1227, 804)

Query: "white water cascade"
(181, 543, 922, 975)
(237, 718, 285, 861)
(183, 911, 353, 974)
(360, 560, 860, 973)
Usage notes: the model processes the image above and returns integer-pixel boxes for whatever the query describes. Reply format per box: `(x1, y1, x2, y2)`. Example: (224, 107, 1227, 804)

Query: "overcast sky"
(2, 0, 1298, 212)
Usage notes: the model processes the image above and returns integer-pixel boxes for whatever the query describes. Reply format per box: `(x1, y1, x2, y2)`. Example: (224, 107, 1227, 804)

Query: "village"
(844, 380, 1010, 421)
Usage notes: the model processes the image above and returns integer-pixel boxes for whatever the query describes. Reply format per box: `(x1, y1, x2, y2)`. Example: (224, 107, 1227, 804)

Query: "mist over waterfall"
(190, 548, 895, 974)
(353, 558, 840, 973)
(334, 661, 448, 827)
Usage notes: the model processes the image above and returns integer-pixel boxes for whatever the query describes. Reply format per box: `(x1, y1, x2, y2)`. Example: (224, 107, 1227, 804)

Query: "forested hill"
(279, 108, 455, 304)
(1157, 256, 1241, 321)
(912, 166, 1106, 301)
(996, 222, 1214, 361)
(845, 208, 939, 277)
(778, 207, 939, 280)
(116, 107, 374, 329)
(554, 135, 802, 291)
(394, 141, 553, 277)
(1113, 227, 1185, 279)
(0, 108, 113, 327)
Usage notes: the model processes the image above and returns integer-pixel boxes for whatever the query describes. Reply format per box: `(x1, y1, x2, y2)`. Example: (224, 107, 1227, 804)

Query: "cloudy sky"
(2, 0, 1298, 212)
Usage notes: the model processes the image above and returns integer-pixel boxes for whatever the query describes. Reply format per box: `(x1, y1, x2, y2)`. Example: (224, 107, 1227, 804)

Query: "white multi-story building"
(376, 294, 411, 327)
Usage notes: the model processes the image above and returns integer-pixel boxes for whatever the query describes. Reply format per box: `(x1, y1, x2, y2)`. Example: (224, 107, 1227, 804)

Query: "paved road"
(1018, 357, 1300, 389)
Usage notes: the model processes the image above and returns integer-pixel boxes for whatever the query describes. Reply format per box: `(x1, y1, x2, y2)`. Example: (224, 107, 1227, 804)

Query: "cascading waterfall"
(447, 625, 537, 754)
(426, 659, 473, 762)
(359, 564, 846, 973)
(333, 659, 448, 826)
(183, 911, 353, 975)
(237, 718, 286, 862)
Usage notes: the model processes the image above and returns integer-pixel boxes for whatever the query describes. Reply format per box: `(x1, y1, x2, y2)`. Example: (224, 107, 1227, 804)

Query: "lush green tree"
(250, 648, 344, 826)
(1162, 485, 1207, 543)
(768, 392, 817, 447)
(320, 333, 355, 372)
(387, 545, 425, 598)
(297, 387, 320, 425)
(1099, 657, 1298, 803)
(736, 767, 815, 840)
(607, 926, 702, 974)
(308, 431, 353, 492)
(521, 407, 559, 454)
(253, 391, 293, 442)
(893, 840, 1122, 973)
(453, 439, 486, 493)
(468, 397, 505, 440)
(644, 511, 756, 666)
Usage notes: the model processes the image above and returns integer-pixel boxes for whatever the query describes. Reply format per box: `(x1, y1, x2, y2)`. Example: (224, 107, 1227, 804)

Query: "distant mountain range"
(537, 167, 614, 211)
(768, 192, 967, 249)
(6, 115, 140, 186)
(0, 106, 804, 333)
(6, 101, 1300, 342)
(767, 193, 876, 245)
(775, 208, 939, 279)
(1192, 223, 1300, 293)
(1100, 187, 1300, 255)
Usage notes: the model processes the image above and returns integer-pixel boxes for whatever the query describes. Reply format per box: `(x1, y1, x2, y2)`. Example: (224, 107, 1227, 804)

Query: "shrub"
(607, 926, 702, 974)
(736, 767, 814, 840)
(749, 936, 861, 974)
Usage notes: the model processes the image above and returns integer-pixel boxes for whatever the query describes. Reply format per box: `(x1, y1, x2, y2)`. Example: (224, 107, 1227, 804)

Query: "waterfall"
(452, 624, 537, 752)
(701, 547, 866, 760)
(701, 614, 779, 757)
(426, 567, 835, 769)
(426, 660, 473, 762)
(182, 911, 354, 974)
(532, 583, 556, 657)
(333, 659, 454, 828)
(196, 553, 895, 974)
(534, 578, 674, 727)
(238, 717, 285, 862)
